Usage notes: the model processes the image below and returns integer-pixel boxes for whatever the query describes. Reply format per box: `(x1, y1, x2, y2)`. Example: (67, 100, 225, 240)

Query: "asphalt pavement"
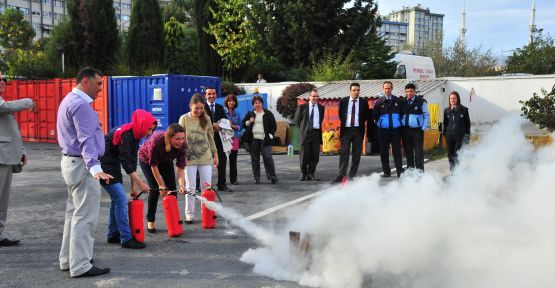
(0, 142, 449, 288)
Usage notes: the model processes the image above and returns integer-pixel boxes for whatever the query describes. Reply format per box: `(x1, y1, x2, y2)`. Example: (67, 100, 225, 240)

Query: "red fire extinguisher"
(201, 184, 217, 229)
(128, 192, 145, 242)
(163, 191, 183, 237)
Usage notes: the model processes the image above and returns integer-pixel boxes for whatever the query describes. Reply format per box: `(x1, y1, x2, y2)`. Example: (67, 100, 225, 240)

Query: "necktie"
(210, 104, 215, 114)
(350, 100, 356, 127)
(309, 105, 315, 132)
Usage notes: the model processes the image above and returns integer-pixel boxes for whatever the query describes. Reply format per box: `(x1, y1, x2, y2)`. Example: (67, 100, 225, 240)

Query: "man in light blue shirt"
(57, 67, 113, 278)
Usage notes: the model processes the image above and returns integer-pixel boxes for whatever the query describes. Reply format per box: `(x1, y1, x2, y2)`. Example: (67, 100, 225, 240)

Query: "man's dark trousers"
(300, 129, 321, 175)
(378, 128, 403, 177)
(402, 127, 424, 170)
(338, 127, 363, 178)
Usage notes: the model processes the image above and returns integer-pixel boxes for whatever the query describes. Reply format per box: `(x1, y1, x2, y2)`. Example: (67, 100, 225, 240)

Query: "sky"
(376, 0, 555, 58)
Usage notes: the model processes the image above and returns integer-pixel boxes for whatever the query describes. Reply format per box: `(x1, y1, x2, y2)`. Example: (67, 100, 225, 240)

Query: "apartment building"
(0, 0, 133, 39)
(385, 4, 444, 51)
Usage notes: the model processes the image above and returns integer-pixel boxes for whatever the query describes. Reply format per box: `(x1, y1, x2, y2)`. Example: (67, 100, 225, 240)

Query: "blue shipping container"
(215, 93, 268, 121)
(108, 74, 221, 131)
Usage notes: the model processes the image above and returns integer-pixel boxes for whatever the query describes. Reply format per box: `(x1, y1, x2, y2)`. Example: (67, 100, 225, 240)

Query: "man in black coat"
(332, 83, 369, 183)
(204, 87, 231, 192)
(293, 89, 325, 181)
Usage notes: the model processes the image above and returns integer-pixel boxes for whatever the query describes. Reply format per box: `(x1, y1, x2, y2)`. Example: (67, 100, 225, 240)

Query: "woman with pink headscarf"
(99, 109, 157, 249)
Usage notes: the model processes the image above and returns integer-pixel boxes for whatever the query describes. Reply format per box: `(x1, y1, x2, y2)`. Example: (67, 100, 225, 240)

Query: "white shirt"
(256, 79, 267, 83)
(346, 97, 360, 128)
(308, 103, 320, 129)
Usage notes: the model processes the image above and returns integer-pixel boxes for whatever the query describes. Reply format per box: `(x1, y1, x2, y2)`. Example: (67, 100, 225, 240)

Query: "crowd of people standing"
(0, 66, 471, 278)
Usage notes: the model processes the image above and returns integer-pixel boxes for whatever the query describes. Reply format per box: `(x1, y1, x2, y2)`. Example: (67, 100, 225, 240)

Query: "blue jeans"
(102, 183, 132, 243)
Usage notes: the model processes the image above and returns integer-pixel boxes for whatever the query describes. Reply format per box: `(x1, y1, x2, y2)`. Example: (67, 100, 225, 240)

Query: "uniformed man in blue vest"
(373, 81, 404, 177)
(401, 83, 430, 171)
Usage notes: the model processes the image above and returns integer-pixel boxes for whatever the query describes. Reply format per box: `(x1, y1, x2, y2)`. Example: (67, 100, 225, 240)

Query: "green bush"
(276, 83, 315, 121)
(6, 49, 57, 79)
(309, 49, 355, 81)
(520, 85, 555, 131)
(221, 81, 246, 96)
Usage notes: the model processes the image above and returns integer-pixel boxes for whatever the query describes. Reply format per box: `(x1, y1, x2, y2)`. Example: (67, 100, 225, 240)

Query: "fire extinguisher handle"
(131, 192, 143, 200)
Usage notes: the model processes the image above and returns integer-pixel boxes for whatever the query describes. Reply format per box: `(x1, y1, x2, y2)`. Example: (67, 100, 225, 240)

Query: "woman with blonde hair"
(138, 124, 187, 233)
(179, 93, 218, 224)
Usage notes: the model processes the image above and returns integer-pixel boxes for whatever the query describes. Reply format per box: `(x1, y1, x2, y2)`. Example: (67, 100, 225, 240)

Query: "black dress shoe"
(147, 227, 156, 233)
(0, 238, 20, 246)
(73, 266, 110, 278)
(61, 259, 94, 272)
(121, 238, 145, 249)
(271, 178, 279, 184)
(231, 181, 239, 185)
(299, 174, 307, 181)
(307, 174, 320, 181)
(381, 174, 391, 178)
(107, 233, 120, 244)
(218, 185, 232, 192)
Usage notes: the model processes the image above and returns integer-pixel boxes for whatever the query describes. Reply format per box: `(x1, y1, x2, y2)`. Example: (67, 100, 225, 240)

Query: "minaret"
(529, 0, 537, 43)
(460, 0, 467, 43)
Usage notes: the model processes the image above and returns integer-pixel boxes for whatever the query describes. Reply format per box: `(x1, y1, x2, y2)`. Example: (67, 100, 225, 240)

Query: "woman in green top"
(178, 94, 218, 224)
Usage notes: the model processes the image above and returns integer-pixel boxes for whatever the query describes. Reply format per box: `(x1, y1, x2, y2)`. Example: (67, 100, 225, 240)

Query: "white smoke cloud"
(239, 115, 555, 288)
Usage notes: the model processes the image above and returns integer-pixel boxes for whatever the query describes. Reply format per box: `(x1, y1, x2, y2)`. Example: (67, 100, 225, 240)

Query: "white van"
(393, 54, 436, 80)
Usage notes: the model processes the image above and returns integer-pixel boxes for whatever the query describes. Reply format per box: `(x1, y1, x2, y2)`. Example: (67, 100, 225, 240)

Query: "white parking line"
(246, 158, 430, 220)
(246, 192, 323, 220)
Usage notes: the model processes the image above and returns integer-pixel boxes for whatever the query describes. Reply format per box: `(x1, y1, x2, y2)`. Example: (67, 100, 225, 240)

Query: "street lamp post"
(55, 44, 65, 74)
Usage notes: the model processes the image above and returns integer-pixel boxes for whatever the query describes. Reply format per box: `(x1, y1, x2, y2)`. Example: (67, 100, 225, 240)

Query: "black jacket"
(204, 102, 227, 151)
(338, 96, 369, 137)
(99, 129, 139, 185)
(293, 102, 325, 145)
(241, 109, 277, 146)
(443, 105, 471, 137)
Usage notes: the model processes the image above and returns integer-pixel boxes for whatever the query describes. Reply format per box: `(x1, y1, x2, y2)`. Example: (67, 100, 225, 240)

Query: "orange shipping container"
(4, 77, 109, 143)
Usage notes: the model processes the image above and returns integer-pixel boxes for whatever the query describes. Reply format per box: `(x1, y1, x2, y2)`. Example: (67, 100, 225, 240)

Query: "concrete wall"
(445, 75, 555, 124)
(240, 75, 555, 129)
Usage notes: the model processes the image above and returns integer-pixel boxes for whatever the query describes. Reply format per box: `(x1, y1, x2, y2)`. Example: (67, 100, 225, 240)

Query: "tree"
(255, 0, 379, 70)
(193, 0, 221, 76)
(161, 0, 193, 23)
(0, 9, 35, 50)
(419, 38, 498, 77)
(506, 32, 555, 75)
(309, 49, 355, 81)
(520, 85, 555, 131)
(207, 0, 256, 77)
(353, 32, 397, 79)
(276, 83, 315, 121)
(6, 49, 57, 79)
(164, 17, 186, 73)
(58, 0, 120, 73)
(44, 20, 73, 76)
(127, 0, 165, 73)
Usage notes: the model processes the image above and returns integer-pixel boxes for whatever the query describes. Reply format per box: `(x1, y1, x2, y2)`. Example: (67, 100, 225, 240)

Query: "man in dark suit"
(293, 89, 325, 181)
(332, 83, 369, 183)
(204, 87, 231, 192)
